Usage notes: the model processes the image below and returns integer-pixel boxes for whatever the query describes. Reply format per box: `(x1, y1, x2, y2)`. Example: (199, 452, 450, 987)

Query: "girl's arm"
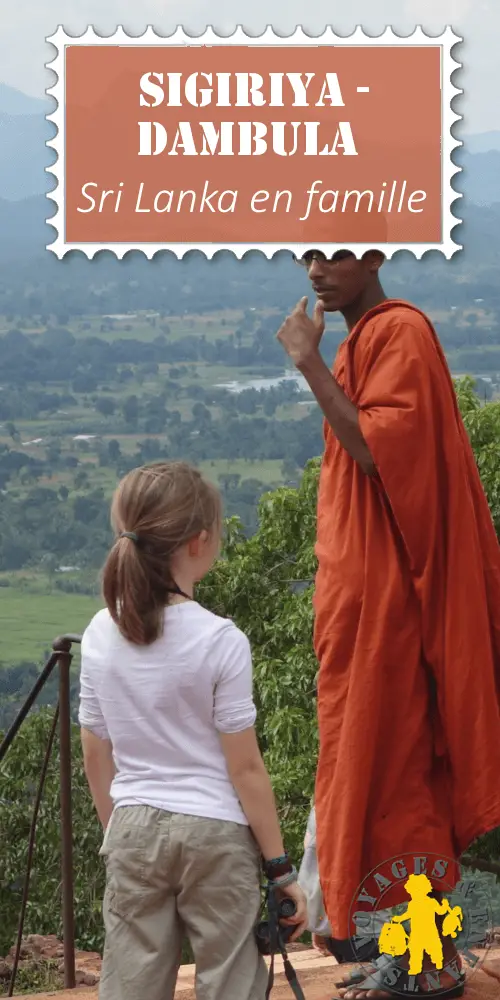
(212, 626, 285, 860)
(219, 726, 285, 860)
(79, 632, 115, 830)
(81, 728, 116, 830)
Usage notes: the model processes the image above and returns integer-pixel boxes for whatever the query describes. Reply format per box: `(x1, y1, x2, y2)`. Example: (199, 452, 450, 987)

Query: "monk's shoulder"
(364, 306, 437, 360)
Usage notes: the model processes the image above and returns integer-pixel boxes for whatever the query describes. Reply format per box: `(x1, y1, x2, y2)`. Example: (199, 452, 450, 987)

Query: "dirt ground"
(17, 946, 500, 1000)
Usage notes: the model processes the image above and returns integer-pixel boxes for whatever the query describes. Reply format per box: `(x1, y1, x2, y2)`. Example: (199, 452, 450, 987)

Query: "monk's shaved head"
(304, 249, 385, 316)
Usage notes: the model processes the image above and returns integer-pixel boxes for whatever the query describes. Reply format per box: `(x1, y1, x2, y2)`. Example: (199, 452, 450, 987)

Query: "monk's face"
(304, 250, 384, 312)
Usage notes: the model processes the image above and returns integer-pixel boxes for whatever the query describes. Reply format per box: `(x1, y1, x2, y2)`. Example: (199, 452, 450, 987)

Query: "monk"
(276, 250, 500, 999)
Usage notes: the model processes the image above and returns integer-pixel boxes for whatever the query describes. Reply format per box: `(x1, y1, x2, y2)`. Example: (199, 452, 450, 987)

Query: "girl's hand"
(277, 881, 309, 941)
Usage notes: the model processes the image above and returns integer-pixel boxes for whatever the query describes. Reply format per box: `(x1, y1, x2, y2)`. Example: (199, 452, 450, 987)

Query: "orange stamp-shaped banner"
(46, 26, 462, 258)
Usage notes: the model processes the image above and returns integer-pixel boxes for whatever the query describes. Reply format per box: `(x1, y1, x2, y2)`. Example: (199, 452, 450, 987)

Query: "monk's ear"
(363, 249, 385, 274)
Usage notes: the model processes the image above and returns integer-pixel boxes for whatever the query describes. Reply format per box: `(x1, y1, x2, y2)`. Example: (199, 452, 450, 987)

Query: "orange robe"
(313, 300, 500, 940)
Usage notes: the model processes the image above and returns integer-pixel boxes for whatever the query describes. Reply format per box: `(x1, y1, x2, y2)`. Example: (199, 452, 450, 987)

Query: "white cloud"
(0, 0, 496, 131)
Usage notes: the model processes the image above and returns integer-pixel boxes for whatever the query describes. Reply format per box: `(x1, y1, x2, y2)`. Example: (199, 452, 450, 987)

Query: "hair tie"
(119, 531, 139, 543)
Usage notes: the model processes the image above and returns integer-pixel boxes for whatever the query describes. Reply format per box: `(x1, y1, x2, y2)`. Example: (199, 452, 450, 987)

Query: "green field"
(200, 458, 283, 485)
(0, 588, 102, 668)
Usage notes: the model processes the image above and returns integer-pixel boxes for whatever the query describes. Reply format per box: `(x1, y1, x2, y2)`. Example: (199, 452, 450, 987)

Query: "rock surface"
(0, 935, 101, 989)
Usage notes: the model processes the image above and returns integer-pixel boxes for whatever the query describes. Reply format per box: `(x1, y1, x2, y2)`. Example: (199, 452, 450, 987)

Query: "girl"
(78, 461, 307, 1000)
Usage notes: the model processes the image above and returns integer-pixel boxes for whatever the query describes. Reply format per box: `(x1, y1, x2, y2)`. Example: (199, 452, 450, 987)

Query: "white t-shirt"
(78, 602, 257, 825)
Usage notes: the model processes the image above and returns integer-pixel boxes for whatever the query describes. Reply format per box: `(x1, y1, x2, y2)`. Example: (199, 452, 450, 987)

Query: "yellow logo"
(378, 873, 463, 974)
(348, 852, 494, 994)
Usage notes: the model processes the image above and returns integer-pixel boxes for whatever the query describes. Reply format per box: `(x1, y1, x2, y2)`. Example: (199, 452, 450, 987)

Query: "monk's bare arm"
(298, 352, 375, 476)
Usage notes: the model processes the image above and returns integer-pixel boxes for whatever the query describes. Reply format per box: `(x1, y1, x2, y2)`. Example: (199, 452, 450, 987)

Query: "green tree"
(73, 470, 89, 491)
(107, 440, 121, 463)
(264, 395, 278, 417)
(455, 376, 500, 534)
(122, 395, 139, 429)
(5, 422, 20, 443)
(95, 397, 116, 417)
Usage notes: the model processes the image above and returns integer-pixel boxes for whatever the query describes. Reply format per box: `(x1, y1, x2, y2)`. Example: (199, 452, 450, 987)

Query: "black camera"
(255, 897, 297, 955)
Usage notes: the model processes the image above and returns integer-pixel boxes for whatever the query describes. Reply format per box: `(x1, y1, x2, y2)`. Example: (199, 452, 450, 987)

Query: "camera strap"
(264, 885, 306, 1000)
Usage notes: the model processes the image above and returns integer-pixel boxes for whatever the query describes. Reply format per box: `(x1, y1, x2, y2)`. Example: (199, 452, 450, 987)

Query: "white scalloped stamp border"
(45, 25, 462, 260)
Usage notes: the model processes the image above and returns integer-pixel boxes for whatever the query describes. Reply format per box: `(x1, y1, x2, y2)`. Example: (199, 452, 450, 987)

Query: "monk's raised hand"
(276, 296, 325, 370)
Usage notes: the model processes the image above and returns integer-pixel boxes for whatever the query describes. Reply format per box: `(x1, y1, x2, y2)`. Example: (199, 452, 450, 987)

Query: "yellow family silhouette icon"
(378, 873, 463, 975)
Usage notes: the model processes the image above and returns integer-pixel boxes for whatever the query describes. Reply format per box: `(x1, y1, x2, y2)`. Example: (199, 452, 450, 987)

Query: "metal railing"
(0, 634, 82, 997)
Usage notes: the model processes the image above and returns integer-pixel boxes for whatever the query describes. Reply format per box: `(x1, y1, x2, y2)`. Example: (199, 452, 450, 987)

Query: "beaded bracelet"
(264, 861, 293, 881)
(268, 866, 298, 888)
(265, 854, 289, 866)
(263, 851, 291, 877)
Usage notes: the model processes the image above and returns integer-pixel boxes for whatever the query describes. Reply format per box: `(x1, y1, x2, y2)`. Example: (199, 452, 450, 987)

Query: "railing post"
(54, 637, 76, 990)
(0, 653, 59, 764)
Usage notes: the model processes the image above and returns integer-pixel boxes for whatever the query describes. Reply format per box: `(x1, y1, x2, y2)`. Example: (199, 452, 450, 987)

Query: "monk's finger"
(313, 298, 325, 331)
(293, 296, 308, 313)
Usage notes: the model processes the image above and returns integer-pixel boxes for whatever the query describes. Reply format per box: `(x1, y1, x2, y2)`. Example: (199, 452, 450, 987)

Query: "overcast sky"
(0, 0, 495, 132)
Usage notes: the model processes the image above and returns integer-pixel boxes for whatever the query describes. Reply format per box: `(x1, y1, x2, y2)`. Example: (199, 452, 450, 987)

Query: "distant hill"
(456, 150, 500, 206)
(0, 194, 55, 257)
(465, 130, 500, 154)
(0, 83, 50, 117)
(0, 113, 55, 200)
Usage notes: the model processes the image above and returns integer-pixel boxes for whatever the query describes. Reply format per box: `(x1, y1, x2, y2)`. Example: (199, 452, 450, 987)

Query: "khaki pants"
(98, 805, 268, 1000)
